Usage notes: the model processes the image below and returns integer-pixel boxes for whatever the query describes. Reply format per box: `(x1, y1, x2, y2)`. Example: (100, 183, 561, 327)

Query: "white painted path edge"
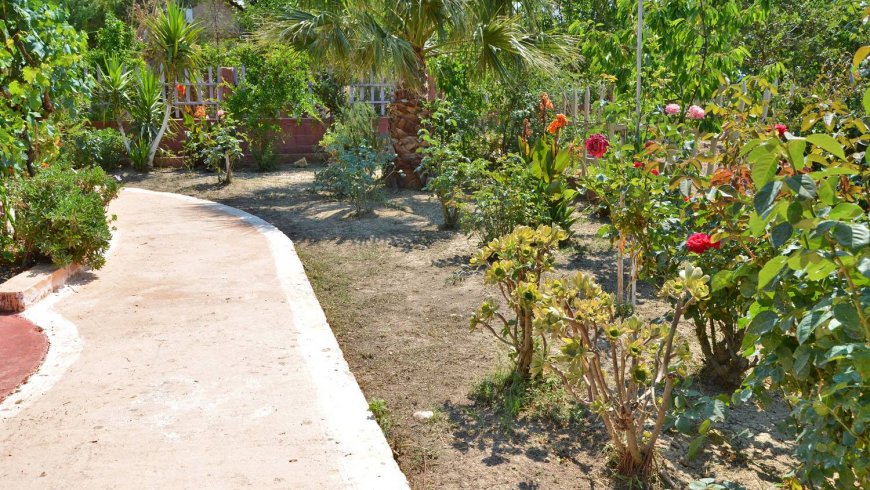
(124, 188, 409, 489)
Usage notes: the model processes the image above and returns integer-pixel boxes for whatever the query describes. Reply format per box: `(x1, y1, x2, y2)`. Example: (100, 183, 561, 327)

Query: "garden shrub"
(183, 110, 245, 184)
(715, 84, 870, 486)
(461, 154, 551, 245)
(8, 164, 119, 269)
(315, 103, 394, 215)
(470, 225, 567, 380)
(417, 129, 486, 229)
(534, 265, 709, 480)
(61, 126, 127, 171)
(225, 43, 318, 171)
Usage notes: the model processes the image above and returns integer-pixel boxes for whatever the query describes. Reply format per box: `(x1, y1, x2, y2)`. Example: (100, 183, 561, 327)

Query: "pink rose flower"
(665, 103, 681, 115)
(216, 109, 225, 118)
(687, 105, 706, 120)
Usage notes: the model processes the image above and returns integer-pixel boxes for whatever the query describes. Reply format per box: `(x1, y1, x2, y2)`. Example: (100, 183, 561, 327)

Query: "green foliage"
(261, 0, 576, 91)
(461, 155, 552, 245)
(726, 95, 869, 487)
(517, 124, 578, 237)
(469, 225, 568, 380)
(0, 0, 90, 175)
(141, 1, 202, 169)
(417, 129, 486, 229)
(367, 398, 394, 438)
(182, 109, 245, 184)
(534, 265, 708, 479)
(87, 13, 139, 69)
(315, 103, 394, 215)
(61, 126, 127, 171)
(7, 164, 118, 268)
(224, 43, 319, 171)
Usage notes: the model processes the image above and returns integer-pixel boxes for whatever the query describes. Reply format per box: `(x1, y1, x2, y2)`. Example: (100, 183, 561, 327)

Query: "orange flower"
(546, 113, 568, 134)
(521, 118, 532, 141)
(538, 93, 554, 121)
(193, 105, 207, 119)
(176, 84, 186, 98)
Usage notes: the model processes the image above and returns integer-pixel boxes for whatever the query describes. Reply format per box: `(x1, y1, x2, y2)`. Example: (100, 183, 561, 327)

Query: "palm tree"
(143, 1, 202, 169)
(261, 0, 574, 188)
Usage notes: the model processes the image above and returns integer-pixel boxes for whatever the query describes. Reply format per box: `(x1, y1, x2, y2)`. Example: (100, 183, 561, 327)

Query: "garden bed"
(128, 164, 796, 489)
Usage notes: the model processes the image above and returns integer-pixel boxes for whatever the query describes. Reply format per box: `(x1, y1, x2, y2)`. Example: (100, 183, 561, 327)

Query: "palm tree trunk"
(388, 87, 426, 189)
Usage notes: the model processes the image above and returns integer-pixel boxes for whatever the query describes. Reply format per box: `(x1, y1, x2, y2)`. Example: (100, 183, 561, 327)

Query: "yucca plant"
(261, 0, 576, 188)
(142, 1, 202, 169)
(96, 57, 133, 153)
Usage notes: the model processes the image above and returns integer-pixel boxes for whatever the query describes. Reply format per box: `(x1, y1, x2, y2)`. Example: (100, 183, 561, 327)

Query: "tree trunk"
(224, 154, 233, 184)
(388, 87, 426, 189)
(147, 101, 172, 170)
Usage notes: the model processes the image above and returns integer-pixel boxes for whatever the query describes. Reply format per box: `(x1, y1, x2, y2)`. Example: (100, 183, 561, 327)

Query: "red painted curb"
(0, 315, 49, 403)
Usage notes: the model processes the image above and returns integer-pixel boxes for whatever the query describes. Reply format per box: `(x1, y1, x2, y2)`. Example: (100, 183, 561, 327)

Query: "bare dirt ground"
(127, 163, 796, 489)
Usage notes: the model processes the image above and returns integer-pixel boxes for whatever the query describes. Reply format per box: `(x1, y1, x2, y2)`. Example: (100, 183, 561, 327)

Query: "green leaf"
(864, 87, 870, 116)
(831, 223, 870, 251)
(797, 309, 832, 344)
(748, 145, 777, 188)
(827, 203, 863, 220)
(806, 134, 846, 160)
(687, 435, 707, 459)
(711, 270, 734, 292)
(785, 174, 816, 200)
(771, 222, 793, 248)
(786, 138, 806, 171)
(817, 178, 835, 205)
(754, 181, 783, 218)
(833, 303, 860, 332)
(758, 256, 788, 290)
(748, 310, 778, 335)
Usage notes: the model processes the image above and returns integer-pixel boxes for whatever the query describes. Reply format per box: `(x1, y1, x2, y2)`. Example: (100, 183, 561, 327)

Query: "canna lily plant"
(518, 111, 578, 236)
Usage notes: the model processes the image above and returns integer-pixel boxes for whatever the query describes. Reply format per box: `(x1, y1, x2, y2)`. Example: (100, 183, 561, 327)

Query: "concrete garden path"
(0, 188, 408, 489)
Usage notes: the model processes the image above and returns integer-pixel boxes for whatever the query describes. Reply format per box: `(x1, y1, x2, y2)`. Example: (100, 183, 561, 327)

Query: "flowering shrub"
(518, 115, 578, 236)
(470, 225, 567, 380)
(183, 109, 245, 184)
(665, 103, 681, 115)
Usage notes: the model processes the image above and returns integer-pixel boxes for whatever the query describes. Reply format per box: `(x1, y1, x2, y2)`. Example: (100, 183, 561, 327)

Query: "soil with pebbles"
(127, 163, 796, 489)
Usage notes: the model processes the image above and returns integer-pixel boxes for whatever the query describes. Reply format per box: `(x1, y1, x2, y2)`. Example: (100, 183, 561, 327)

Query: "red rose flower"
(650, 168, 660, 176)
(686, 233, 720, 254)
(683, 196, 690, 202)
(774, 123, 787, 137)
(633, 161, 643, 168)
(585, 133, 609, 158)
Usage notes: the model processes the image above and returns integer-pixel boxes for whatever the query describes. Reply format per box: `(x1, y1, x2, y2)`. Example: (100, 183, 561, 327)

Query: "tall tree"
(261, 0, 574, 188)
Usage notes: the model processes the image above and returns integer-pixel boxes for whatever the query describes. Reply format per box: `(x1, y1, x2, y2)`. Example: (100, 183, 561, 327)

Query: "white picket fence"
(90, 65, 391, 118)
